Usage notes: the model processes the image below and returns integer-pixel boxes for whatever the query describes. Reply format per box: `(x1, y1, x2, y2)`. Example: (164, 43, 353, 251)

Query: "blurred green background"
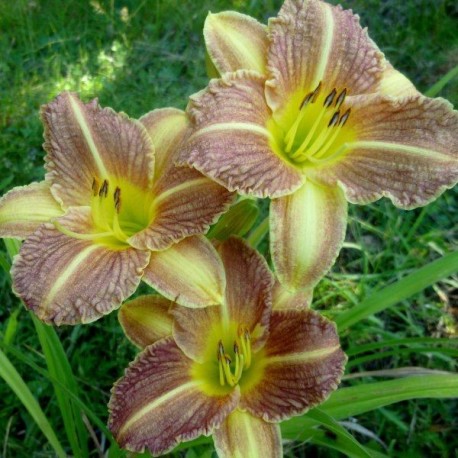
(0, 0, 457, 456)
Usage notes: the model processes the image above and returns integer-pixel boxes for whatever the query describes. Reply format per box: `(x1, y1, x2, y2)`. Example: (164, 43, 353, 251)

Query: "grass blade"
(281, 374, 458, 439)
(425, 64, 458, 97)
(306, 408, 374, 458)
(32, 316, 89, 457)
(335, 251, 458, 331)
(0, 348, 66, 458)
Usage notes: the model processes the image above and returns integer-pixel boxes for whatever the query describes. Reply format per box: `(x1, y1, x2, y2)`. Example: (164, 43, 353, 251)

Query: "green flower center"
(54, 177, 154, 248)
(191, 322, 265, 396)
(269, 82, 355, 168)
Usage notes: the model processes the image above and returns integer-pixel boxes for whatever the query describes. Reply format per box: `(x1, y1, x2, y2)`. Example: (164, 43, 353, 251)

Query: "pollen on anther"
(311, 81, 322, 103)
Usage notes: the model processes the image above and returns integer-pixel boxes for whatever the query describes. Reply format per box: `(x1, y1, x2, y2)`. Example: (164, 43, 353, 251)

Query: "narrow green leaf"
(306, 408, 373, 458)
(3, 306, 21, 346)
(0, 340, 115, 442)
(305, 430, 388, 458)
(281, 374, 458, 439)
(32, 316, 89, 457)
(247, 215, 269, 248)
(0, 348, 66, 458)
(345, 337, 454, 357)
(425, 64, 458, 97)
(335, 251, 458, 331)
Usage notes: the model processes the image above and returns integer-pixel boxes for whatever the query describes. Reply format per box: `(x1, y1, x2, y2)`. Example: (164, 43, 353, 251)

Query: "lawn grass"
(0, 0, 457, 456)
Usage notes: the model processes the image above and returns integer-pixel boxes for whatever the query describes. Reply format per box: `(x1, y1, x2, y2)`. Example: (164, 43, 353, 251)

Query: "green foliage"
(0, 0, 457, 457)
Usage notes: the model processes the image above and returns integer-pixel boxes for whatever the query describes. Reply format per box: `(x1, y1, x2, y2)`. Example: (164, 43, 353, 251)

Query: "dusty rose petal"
(0, 181, 63, 238)
(309, 95, 458, 208)
(142, 235, 226, 308)
(214, 410, 282, 458)
(119, 295, 173, 348)
(42, 92, 154, 207)
(181, 71, 304, 198)
(270, 180, 347, 291)
(172, 303, 222, 363)
(241, 309, 346, 422)
(204, 11, 269, 74)
(272, 279, 313, 310)
(108, 337, 239, 455)
(140, 108, 190, 180)
(129, 166, 234, 251)
(218, 237, 273, 350)
(12, 208, 150, 325)
(266, 0, 384, 114)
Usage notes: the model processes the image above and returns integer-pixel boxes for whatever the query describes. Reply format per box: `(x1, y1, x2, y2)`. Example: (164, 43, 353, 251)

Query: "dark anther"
(114, 187, 122, 213)
(335, 88, 347, 108)
(324, 88, 337, 108)
(311, 81, 322, 103)
(91, 178, 99, 196)
(300, 92, 313, 109)
(99, 179, 109, 198)
(328, 111, 340, 127)
(217, 340, 225, 360)
(339, 108, 351, 126)
(233, 342, 239, 354)
(224, 355, 232, 365)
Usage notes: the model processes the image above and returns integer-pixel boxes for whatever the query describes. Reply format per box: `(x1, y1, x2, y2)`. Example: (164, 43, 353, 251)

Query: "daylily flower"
(109, 237, 346, 457)
(0, 93, 233, 324)
(179, 0, 458, 293)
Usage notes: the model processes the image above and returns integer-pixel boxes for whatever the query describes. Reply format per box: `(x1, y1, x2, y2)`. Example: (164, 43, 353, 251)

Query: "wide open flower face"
(109, 237, 346, 457)
(179, 0, 458, 292)
(0, 93, 233, 324)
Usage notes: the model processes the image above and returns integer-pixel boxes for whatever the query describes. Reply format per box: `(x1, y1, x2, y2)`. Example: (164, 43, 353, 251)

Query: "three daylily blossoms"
(1, 0, 457, 456)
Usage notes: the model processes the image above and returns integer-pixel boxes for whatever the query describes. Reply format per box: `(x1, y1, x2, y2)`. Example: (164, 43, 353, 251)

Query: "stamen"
(327, 111, 340, 127)
(114, 187, 122, 214)
(92, 178, 100, 196)
(243, 329, 252, 368)
(323, 88, 337, 108)
(299, 92, 313, 110)
(335, 88, 347, 108)
(339, 108, 351, 126)
(53, 221, 113, 241)
(99, 180, 109, 198)
(311, 81, 322, 103)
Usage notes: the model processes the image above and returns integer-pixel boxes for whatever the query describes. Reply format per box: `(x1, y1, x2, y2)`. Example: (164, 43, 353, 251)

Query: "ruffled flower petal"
(309, 95, 458, 208)
(204, 11, 269, 74)
(140, 107, 190, 181)
(266, 0, 384, 115)
(42, 92, 154, 207)
(270, 180, 347, 291)
(218, 237, 273, 351)
(213, 410, 282, 458)
(128, 165, 234, 251)
(119, 295, 173, 348)
(181, 71, 304, 198)
(0, 181, 63, 238)
(241, 309, 346, 422)
(12, 208, 150, 325)
(108, 337, 239, 455)
(142, 236, 226, 308)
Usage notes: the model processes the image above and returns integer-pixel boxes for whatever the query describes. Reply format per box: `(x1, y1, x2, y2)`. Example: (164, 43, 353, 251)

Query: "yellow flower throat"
(54, 177, 154, 247)
(270, 82, 355, 167)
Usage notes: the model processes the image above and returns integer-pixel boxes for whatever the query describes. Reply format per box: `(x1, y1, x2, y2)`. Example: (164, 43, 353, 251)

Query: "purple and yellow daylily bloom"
(179, 0, 458, 292)
(109, 237, 346, 457)
(0, 93, 233, 324)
